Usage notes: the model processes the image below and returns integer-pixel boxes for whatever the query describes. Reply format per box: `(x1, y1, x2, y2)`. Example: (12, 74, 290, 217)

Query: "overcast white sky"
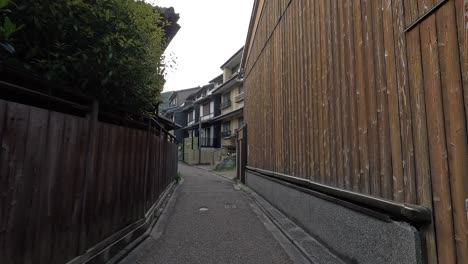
(150, 0, 254, 92)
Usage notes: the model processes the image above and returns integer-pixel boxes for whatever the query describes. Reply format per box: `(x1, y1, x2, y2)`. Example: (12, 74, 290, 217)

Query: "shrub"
(1, 0, 171, 113)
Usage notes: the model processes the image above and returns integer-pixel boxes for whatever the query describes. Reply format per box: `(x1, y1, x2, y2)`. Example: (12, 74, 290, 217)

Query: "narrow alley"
(119, 164, 305, 264)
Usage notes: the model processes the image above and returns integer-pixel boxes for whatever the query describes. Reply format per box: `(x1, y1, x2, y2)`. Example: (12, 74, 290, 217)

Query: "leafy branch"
(2, 0, 175, 113)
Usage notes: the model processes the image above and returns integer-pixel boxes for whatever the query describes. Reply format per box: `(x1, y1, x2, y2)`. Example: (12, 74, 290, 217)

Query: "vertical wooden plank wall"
(0, 99, 178, 264)
(243, 0, 468, 263)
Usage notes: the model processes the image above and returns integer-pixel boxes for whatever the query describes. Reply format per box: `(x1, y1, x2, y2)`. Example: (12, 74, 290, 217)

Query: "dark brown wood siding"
(243, 0, 468, 263)
(0, 99, 178, 264)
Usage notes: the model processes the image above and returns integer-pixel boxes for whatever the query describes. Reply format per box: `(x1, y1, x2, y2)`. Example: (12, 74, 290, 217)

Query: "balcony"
(221, 130, 232, 138)
(220, 100, 232, 110)
(200, 112, 214, 121)
(234, 92, 244, 103)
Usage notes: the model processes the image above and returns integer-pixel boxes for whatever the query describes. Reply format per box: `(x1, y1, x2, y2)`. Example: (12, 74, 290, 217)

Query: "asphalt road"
(119, 163, 295, 264)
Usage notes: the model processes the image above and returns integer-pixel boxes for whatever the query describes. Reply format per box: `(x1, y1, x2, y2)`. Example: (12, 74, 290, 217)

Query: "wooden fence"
(0, 79, 178, 263)
(242, 0, 467, 263)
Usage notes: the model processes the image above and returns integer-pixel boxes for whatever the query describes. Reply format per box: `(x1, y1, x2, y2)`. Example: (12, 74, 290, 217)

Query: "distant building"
(180, 84, 222, 164)
(211, 47, 244, 152)
(158, 91, 173, 113)
(167, 87, 200, 110)
(161, 87, 200, 143)
(185, 83, 221, 148)
(172, 47, 244, 165)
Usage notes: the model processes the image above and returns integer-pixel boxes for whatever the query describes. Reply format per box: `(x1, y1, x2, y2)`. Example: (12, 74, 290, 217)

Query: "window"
(222, 122, 231, 137)
(201, 127, 210, 137)
(203, 102, 210, 116)
(221, 92, 232, 109)
(222, 92, 230, 103)
(223, 122, 230, 132)
(188, 111, 194, 122)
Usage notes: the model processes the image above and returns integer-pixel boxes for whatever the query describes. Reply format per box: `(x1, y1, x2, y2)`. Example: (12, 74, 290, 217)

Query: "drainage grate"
(224, 204, 237, 209)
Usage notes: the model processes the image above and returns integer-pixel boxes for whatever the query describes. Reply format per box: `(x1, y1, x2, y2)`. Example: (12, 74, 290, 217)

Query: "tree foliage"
(1, 0, 170, 113)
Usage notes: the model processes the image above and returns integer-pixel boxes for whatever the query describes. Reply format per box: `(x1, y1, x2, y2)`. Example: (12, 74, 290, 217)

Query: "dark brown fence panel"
(0, 96, 177, 264)
(243, 0, 468, 263)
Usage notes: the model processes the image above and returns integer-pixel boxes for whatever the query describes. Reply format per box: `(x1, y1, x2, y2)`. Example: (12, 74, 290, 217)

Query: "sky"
(149, 0, 254, 92)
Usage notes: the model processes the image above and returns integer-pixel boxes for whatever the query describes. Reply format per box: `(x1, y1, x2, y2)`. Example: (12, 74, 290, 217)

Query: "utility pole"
(198, 113, 202, 164)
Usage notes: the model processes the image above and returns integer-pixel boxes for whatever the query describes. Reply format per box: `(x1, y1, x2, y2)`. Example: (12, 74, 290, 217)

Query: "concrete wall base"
(184, 148, 226, 165)
(246, 171, 423, 264)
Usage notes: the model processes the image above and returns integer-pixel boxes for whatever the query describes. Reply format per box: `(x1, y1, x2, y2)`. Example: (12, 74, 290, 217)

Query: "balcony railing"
(234, 92, 244, 103)
(221, 131, 232, 138)
(200, 112, 214, 121)
(220, 100, 232, 109)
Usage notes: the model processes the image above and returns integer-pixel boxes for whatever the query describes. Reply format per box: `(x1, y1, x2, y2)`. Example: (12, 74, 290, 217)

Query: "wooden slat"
(300, 1, 307, 179)
(394, 0, 417, 205)
(405, 1, 438, 263)
(318, 0, 325, 183)
(362, 0, 380, 196)
(323, 0, 331, 185)
(284, 8, 291, 175)
(2, 103, 31, 261)
(327, 0, 337, 187)
(436, 1, 468, 262)
(346, 0, 361, 193)
(310, 0, 319, 181)
(0, 100, 7, 260)
(38, 111, 65, 263)
(342, 0, 351, 189)
(14, 106, 44, 263)
(301, 0, 312, 180)
(54, 116, 82, 263)
(454, 0, 468, 126)
(372, 0, 393, 200)
(353, 0, 370, 194)
(338, 0, 350, 189)
(382, 0, 405, 202)
(291, 1, 298, 177)
(420, 6, 456, 264)
(331, 0, 343, 188)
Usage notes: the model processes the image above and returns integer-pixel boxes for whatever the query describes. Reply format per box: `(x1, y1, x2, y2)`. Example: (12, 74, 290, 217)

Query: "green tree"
(2, 0, 172, 113)
(0, 0, 22, 53)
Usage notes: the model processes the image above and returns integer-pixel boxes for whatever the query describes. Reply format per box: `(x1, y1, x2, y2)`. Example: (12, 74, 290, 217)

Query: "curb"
(106, 181, 181, 264)
(240, 184, 345, 264)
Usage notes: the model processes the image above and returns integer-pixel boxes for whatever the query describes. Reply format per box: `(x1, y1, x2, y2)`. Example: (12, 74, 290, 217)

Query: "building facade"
(162, 86, 200, 143)
(165, 47, 245, 165)
(212, 47, 245, 152)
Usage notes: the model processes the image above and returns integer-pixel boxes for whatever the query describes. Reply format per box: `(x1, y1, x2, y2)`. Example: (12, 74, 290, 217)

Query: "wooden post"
(79, 100, 99, 253)
(198, 119, 202, 164)
(242, 124, 247, 184)
(236, 129, 240, 180)
(143, 119, 152, 212)
(159, 128, 163, 194)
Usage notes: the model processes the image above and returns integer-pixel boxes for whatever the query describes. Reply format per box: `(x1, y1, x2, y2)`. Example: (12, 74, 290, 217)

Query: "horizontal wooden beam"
(404, 0, 448, 32)
(246, 166, 432, 226)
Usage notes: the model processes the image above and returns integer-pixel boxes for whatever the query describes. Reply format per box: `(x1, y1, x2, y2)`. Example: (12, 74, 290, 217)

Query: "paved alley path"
(119, 163, 297, 264)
